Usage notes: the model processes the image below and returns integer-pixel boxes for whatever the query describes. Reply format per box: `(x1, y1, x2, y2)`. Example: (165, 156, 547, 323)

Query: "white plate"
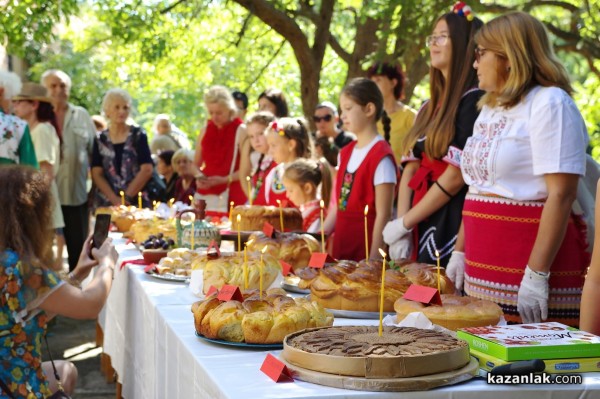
(281, 281, 310, 295)
(146, 271, 190, 283)
(325, 308, 396, 320)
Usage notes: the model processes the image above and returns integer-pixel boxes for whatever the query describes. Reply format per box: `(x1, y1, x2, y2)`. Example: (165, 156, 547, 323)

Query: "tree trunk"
(232, 0, 335, 123)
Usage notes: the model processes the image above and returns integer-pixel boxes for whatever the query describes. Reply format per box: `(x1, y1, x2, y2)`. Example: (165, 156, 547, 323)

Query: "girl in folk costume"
(446, 12, 590, 326)
(327, 78, 397, 261)
(264, 118, 313, 207)
(383, 4, 484, 267)
(282, 158, 333, 233)
(194, 86, 247, 210)
(238, 111, 277, 205)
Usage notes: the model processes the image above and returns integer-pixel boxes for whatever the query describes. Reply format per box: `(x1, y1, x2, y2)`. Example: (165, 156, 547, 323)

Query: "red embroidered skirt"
(463, 193, 589, 326)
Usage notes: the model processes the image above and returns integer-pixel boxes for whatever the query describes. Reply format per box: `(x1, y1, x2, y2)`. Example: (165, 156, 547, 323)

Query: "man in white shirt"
(42, 69, 96, 271)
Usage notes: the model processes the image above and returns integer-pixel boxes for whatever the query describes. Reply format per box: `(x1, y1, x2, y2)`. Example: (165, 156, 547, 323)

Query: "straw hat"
(13, 82, 52, 103)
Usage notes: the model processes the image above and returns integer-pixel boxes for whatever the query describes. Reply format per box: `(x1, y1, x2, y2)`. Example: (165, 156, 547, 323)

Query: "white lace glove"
(517, 265, 550, 323)
(445, 251, 465, 291)
(389, 235, 413, 260)
(382, 216, 412, 246)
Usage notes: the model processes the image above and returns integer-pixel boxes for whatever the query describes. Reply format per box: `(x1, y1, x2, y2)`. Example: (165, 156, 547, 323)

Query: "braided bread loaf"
(247, 232, 320, 273)
(191, 288, 334, 343)
(296, 260, 455, 312)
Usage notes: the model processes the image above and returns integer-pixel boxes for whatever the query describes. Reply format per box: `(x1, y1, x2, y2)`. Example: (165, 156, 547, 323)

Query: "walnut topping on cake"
(287, 326, 466, 357)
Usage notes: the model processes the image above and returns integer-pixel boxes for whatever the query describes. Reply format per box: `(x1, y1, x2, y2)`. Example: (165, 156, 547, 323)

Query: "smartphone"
(92, 214, 112, 250)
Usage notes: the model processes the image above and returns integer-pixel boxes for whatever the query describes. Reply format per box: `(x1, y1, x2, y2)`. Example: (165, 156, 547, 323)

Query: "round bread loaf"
(247, 232, 320, 272)
(394, 294, 504, 331)
(296, 260, 455, 312)
(231, 205, 303, 231)
(191, 288, 333, 344)
(200, 252, 281, 294)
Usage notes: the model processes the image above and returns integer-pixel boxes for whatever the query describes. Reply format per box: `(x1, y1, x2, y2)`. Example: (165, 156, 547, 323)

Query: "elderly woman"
(446, 12, 589, 326)
(194, 86, 247, 211)
(0, 165, 118, 398)
(91, 89, 153, 208)
(172, 149, 196, 205)
(0, 71, 38, 167)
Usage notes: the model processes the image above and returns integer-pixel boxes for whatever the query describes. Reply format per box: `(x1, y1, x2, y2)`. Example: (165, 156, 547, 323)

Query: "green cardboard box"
(457, 322, 600, 361)
(470, 347, 600, 373)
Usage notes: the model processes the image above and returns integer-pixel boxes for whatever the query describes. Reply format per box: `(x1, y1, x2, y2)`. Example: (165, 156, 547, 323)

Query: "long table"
(100, 235, 600, 398)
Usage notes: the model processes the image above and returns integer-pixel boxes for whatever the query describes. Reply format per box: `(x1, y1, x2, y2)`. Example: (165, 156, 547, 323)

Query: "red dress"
(263, 163, 296, 207)
(333, 140, 396, 261)
(198, 118, 247, 206)
(252, 157, 276, 206)
(300, 199, 322, 232)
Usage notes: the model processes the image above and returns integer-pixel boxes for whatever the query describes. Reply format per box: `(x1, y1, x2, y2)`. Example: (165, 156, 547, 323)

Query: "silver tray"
(325, 308, 396, 320)
(195, 332, 282, 349)
(146, 271, 190, 283)
(281, 281, 310, 295)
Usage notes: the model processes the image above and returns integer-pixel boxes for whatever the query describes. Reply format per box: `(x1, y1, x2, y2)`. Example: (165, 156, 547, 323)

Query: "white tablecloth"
(101, 235, 600, 399)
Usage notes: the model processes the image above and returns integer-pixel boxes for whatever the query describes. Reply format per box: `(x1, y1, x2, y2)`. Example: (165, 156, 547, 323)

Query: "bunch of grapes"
(143, 233, 175, 250)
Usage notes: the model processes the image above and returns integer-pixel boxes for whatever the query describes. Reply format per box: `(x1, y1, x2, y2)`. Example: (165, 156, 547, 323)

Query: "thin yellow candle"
(120, 191, 125, 206)
(152, 201, 157, 222)
(237, 214, 242, 253)
(378, 248, 387, 337)
(244, 239, 254, 290)
(246, 176, 253, 206)
(364, 205, 369, 260)
(169, 198, 175, 207)
(276, 199, 284, 231)
(260, 245, 268, 299)
(190, 212, 196, 250)
(229, 201, 234, 222)
(138, 192, 142, 209)
(435, 249, 441, 292)
(320, 200, 325, 252)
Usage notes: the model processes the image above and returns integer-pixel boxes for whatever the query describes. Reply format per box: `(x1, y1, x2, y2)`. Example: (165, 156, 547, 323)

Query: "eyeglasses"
(313, 114, 333, 123)
(426, 34, 450, 48)
(474, 47, 488, 63)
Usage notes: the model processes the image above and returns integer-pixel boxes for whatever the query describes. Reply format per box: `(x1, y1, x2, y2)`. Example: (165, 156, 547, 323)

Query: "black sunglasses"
(313, 114, 333, 123)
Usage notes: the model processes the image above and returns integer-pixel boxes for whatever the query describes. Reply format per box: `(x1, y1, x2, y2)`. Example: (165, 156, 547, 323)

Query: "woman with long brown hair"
(383, 3, 483, 266)
(0, 166, 118, 397)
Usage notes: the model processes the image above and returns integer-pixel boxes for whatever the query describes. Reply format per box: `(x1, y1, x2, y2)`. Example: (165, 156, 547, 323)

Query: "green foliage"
(0, 0, 79, 58)
(13, 0, 600, 155)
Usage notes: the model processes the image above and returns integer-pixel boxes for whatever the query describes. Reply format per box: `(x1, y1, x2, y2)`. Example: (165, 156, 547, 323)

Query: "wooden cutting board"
(281, 357, 479, 392)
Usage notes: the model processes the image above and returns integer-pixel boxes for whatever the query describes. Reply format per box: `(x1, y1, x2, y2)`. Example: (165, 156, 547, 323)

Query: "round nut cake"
(282, 326, 470, 378)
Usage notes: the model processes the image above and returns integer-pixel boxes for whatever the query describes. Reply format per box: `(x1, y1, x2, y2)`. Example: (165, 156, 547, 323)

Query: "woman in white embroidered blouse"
(446, 12, 589, 327)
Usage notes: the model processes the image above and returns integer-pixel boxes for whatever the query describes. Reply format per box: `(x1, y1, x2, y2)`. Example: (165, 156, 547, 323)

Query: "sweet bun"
(394, 294, 504, 331)
(201, 253, 281, 294)
(297, 260, 455, 312)
(192, 290, 333, 344)
(247, 232, 320, 273)
(231, 205, 303, 231)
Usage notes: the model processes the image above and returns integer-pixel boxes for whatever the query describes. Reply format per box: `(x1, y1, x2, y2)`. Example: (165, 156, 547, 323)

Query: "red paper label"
(279, 260, 292, 276)
(263, 222, 275, 238)
(144, 263, 156, 273)
(260, 353, 293, 383)
(217, 285, 244, 302)
(206, 285, 219, 296)
(403, 284, 442, 306)
(206, 240, 221, 258)
(308, 253, 335, 268)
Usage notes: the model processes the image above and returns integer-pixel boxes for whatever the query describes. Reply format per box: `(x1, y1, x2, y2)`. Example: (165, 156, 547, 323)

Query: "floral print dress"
(1, 250, 64, 398)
